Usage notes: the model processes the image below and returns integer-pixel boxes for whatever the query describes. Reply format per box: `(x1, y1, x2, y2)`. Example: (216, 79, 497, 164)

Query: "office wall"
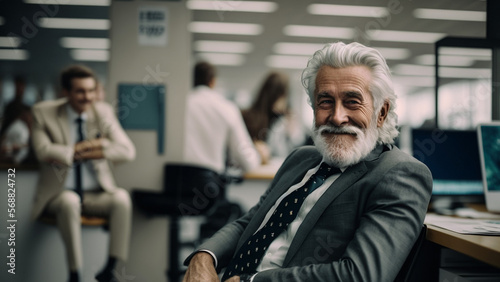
(107, 1, 191, 281)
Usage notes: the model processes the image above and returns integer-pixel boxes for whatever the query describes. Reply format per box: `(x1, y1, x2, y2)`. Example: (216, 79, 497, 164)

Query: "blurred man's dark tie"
(75, 117, 84, 203)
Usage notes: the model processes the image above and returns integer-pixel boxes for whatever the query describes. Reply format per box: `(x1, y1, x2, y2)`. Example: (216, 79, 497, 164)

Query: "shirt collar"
(66, 103, 88, 122)
(195, 85, 211, 91)
(193, 85, 222, 96)
(320, 158, 347, 173)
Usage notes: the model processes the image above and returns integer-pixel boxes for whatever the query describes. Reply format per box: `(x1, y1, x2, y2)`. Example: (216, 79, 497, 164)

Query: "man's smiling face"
(312, 65, 387, 167)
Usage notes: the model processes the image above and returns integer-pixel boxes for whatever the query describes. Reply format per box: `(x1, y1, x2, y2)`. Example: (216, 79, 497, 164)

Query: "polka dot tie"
(222, 163, 339, 280)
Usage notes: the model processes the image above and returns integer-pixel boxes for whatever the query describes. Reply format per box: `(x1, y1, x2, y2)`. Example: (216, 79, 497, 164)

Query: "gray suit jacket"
(192, 144, 432, 282)
(30, 98, 136, 220)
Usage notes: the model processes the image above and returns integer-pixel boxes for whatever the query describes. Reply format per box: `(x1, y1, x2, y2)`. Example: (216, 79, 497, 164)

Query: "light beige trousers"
(45, 188, 132, 271)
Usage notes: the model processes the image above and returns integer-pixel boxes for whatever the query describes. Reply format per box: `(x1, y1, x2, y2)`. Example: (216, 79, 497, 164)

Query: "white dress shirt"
(1, 118, 30, 164)
(255, 161, 343, 272)
(206, 161, 343, 275)
(64, 105, 100, 191)
(183, 85, 260, 174)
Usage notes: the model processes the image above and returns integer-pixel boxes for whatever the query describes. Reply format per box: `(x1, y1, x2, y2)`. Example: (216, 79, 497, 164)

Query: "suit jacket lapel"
(56, 103, 70, 145)
(282, 145, 385, 266)
(86, 104, 99, 139)
(235, 154, 322, 251)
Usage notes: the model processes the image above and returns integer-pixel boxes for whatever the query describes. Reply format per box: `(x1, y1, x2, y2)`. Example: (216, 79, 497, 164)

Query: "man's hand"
(224, 276, 241, 282)
(74, 138, 104, 161)
(182, 252, 219, 282)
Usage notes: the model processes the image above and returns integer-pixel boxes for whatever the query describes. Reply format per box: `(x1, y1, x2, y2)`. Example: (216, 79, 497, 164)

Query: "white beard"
(311, 120, 379, 168)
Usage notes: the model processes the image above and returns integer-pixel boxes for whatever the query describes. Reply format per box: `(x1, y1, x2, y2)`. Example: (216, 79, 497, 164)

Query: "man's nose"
(83, 91, 94, 101)
(330, 104, 349, 126)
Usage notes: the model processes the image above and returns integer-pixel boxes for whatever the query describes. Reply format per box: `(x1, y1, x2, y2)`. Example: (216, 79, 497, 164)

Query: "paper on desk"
(454, 208, 500, 220)
(425, 214, 500, 235)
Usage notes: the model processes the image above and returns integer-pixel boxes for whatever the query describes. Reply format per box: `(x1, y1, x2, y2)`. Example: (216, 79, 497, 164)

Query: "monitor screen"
(411, 129, 483, 196)
(478, 124, 500, 192)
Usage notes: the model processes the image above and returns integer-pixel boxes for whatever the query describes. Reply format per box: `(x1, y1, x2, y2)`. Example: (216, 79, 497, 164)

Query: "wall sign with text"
(138, 6, 168, 47)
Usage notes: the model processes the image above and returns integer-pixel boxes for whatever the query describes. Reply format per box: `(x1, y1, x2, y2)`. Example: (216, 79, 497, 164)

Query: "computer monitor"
(411, 128, 484, 206)
(477, 123, 500, 212)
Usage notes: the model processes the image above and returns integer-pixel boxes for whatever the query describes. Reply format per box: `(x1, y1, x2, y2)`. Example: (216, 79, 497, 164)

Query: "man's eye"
(317, 100, 333, 109)
(346, 100, 360, 105)
(318, 100, 333, 104)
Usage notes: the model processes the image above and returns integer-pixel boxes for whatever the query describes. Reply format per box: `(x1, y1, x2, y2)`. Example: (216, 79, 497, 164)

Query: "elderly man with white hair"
(183, 42, 433, 282)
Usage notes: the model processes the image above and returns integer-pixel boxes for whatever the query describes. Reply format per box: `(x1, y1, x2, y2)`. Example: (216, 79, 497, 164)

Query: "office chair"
(394, 225, 439, 282)
(133, 163, 240, 282)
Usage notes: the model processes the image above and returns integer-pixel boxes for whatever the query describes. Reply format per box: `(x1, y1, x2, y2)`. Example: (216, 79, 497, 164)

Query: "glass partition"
(436, 46, 492, 129)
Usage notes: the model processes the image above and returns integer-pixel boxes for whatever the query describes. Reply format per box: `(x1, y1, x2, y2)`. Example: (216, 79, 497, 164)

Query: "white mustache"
(316, 124, 363, 136)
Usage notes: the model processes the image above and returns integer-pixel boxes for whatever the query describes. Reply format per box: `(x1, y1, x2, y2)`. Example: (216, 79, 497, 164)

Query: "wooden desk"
(425, 215, 500, 269)
(243, 158, 283, 180)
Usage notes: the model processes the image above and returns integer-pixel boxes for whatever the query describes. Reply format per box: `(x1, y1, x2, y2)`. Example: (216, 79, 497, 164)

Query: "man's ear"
(377, 101, 390, 127)
(62, 89, 69, 98)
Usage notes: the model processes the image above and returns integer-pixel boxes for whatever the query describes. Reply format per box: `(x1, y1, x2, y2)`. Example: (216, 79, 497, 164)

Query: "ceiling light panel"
(24, 0, 110, 6)
(196, 53, 245, 66)
(440, 67, 490, 79)
(187, 1, 277, 13)
(413, 8, 486, 22)
(283, 25, 353, 39)
(0, 37, 21, 48)
(283, 26, 442, 43)
(70, 49, 109, 61)
(440, 47, 491, 59)
(265, 55, 310, 69)
(273, 42, 325, 55)
(372, 47, 411, 60)
(392, 64, 434, 76)
(367, 30, 445, 43)
(194, 40, 253, 53)
(38, 18, 110, 30)
(308, 4, 388, 18)
(60, 37, 110, 49)
(414, 54, 475, 67)
(189, 22, 262, 35)
(0, 49, 30, 60)
(273, 43, 410, 61)
(392, 64, 491, 79)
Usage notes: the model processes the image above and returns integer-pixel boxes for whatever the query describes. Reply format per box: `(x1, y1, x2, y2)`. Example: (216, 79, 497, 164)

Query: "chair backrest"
(394, 225, 428, 282)
(164, 164, 224, 195)
(163, 164, 226, 213)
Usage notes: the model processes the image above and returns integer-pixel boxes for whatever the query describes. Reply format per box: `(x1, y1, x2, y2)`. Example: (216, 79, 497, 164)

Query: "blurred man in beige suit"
(31, 65, 136, 282)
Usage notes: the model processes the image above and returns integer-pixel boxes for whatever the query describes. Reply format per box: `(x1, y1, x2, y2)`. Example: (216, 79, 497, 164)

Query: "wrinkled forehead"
(314, 65, 373, 93)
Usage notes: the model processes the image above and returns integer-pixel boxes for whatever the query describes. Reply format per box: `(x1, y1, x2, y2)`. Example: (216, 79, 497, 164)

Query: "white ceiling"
(0, 0, 489, 103)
